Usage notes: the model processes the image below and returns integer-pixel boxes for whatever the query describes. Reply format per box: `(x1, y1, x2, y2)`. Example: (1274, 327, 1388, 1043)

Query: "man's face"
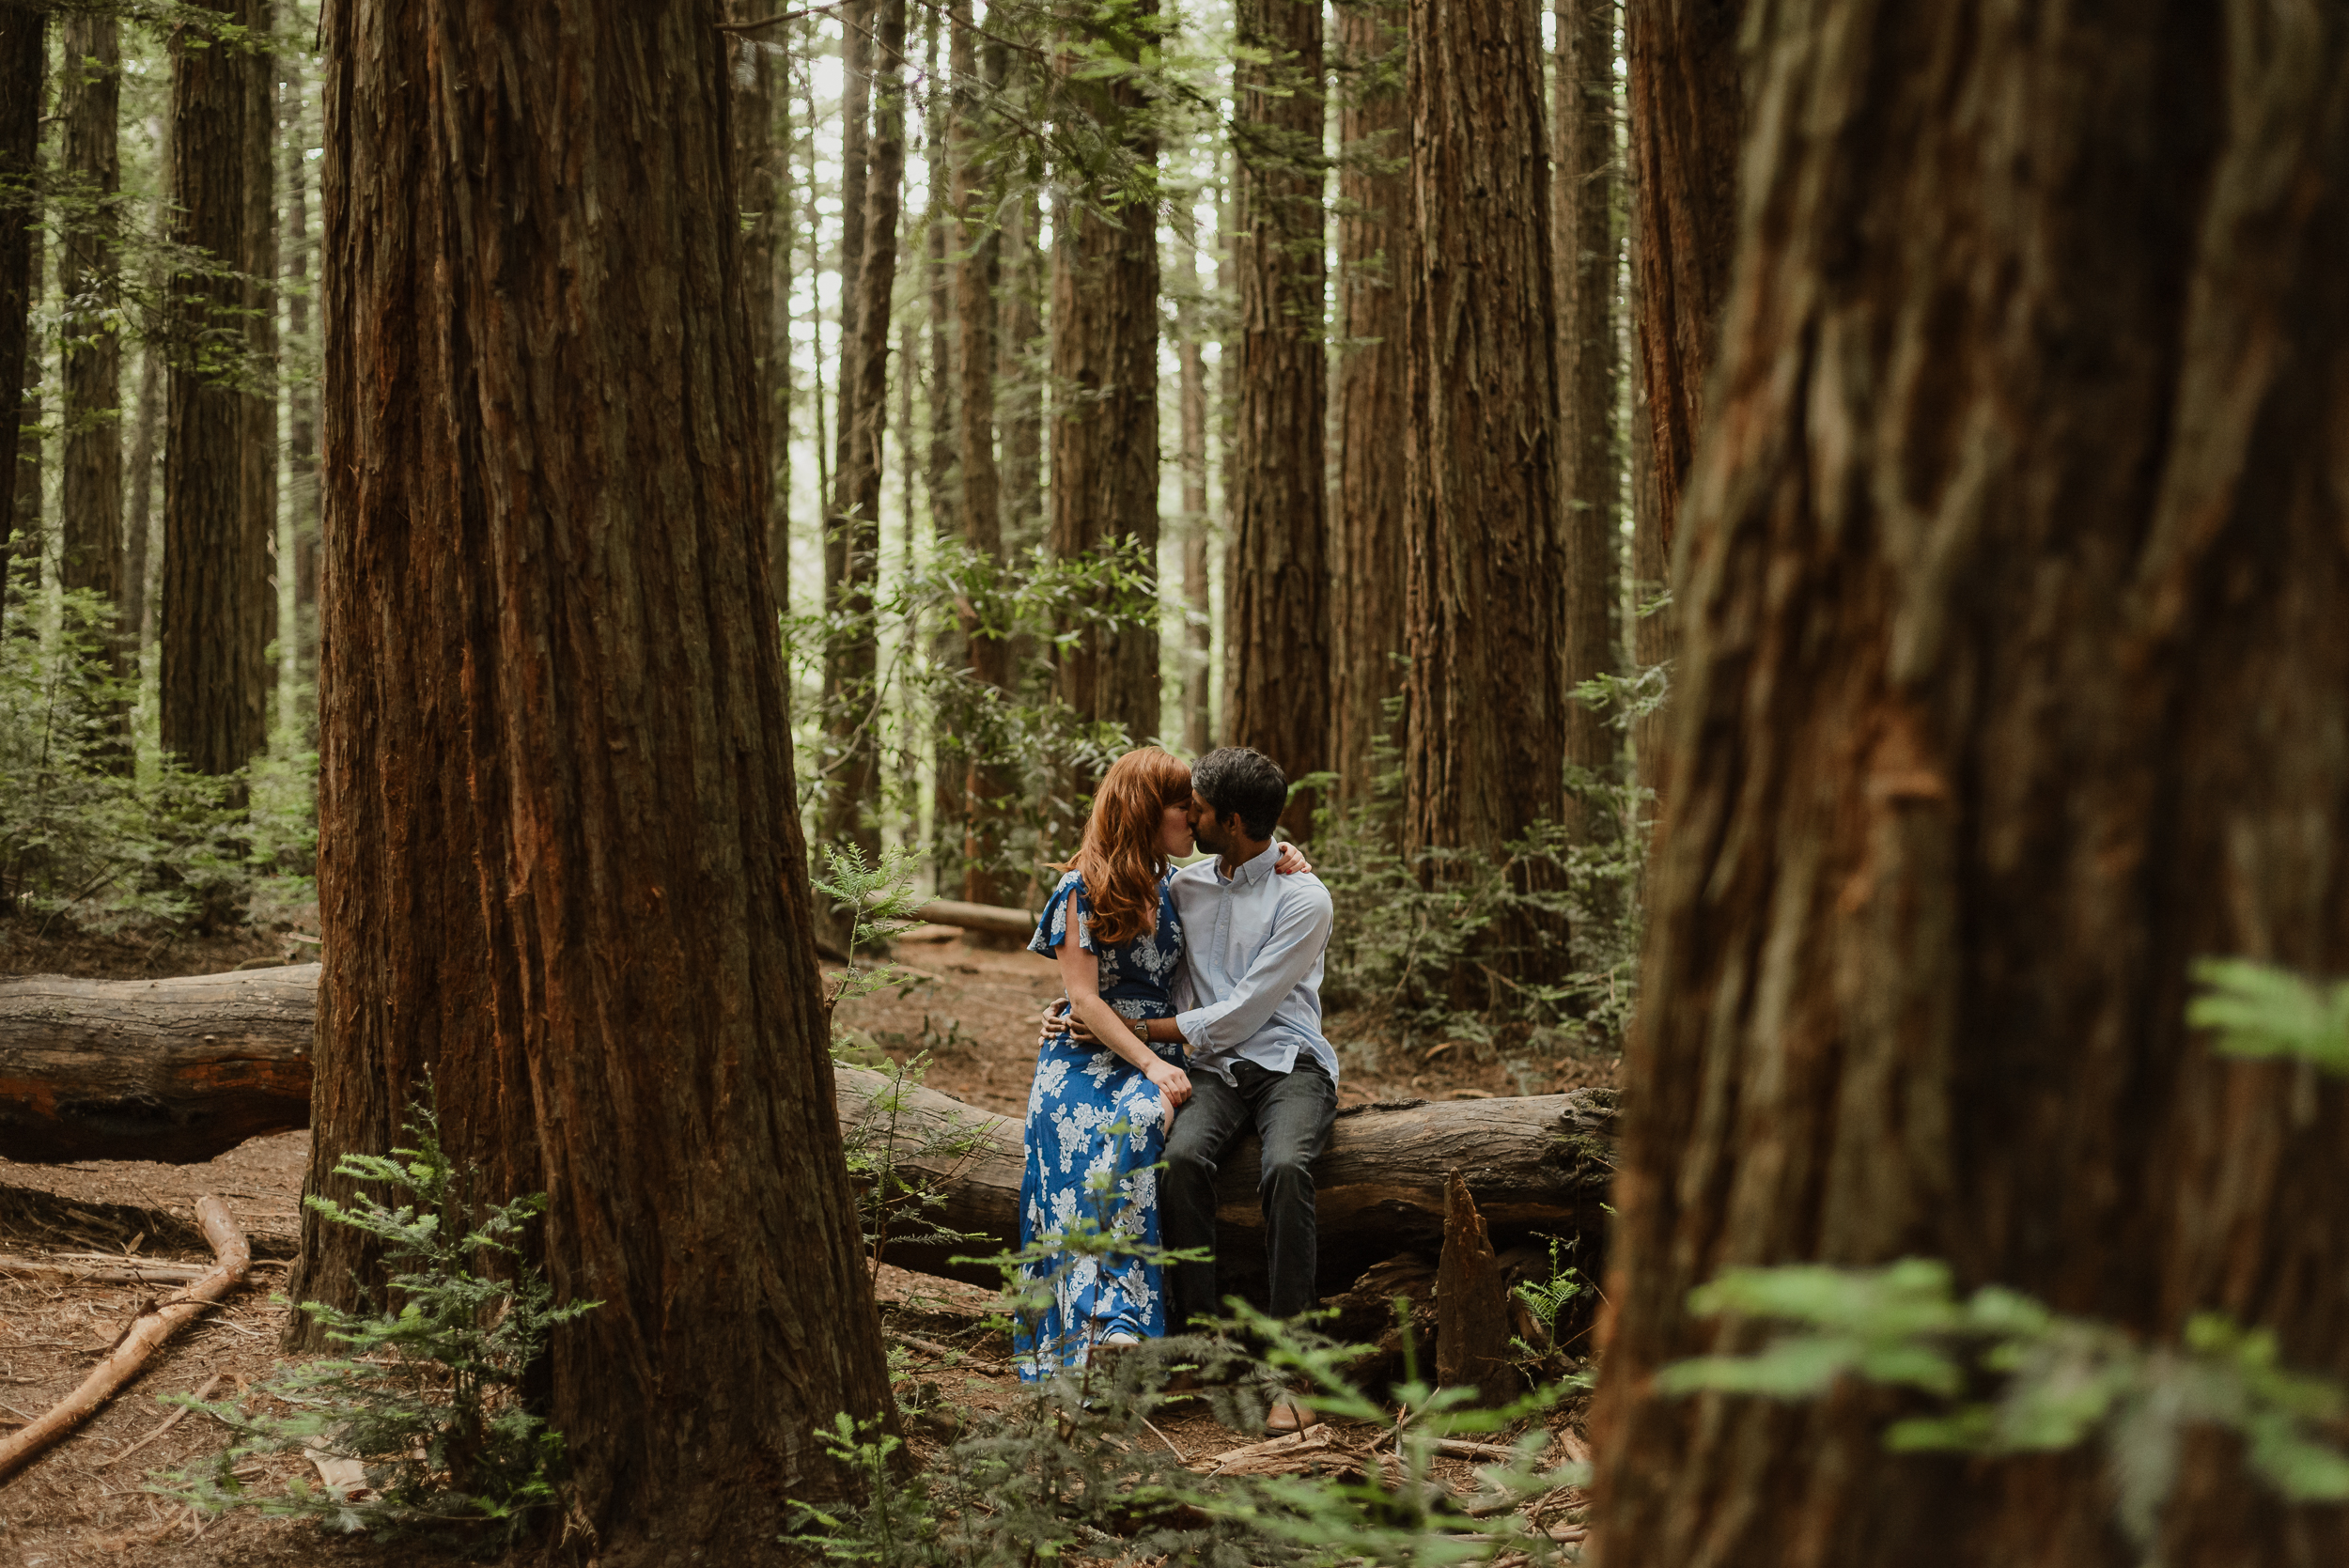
(1187, 789, 1235, 856)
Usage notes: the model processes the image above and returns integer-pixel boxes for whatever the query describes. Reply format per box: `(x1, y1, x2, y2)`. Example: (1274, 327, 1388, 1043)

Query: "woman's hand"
(1144, 1058, 1193, 1110)
(1274, 841, 1314, 876)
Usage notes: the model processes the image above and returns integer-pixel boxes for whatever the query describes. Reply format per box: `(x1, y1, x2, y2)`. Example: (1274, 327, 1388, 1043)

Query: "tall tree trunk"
(1554, 0, 1619, 834)
(1048, 8, 1161, 741)
(1332, 0, 1407, 811)
(282, 51, 319, 692)
(950, 10, 1013, 912)
(122, 339, 163, 665)
(1626, 0, 1739, 570)
(299, 0, 895, 1547)
(1591, 8, 2349, 1567)
(163, 0, 269, 777)
(1226, 0, 1328, 833)
(729, 4, 785, 617)
(9, 204, 39, 610)
(1176, 207, 1213, 758)
(244, 2, 277, 738)
(921, 13, 958, 882)
(997, 187, 1044, 551)
(0, 2, 39, 635)
(818, 0, 909, 888)
(1404, 0, 1569, 986)
(59, 12, 124, 659)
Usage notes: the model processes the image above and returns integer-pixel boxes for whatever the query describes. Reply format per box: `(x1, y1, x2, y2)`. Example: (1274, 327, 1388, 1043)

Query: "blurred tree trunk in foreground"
(1594, 6, 2349, 1566)
(295, 0, 894, 1551)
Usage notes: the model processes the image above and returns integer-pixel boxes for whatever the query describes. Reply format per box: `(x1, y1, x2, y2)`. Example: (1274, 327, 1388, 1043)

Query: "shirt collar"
(1221, 842, 1282, 887)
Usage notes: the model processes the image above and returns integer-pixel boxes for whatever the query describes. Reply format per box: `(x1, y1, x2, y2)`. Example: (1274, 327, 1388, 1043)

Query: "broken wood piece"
(0, 1195, 252, 1484)
(96, 1372, 223, 1468)
(0, 1252, 212, 1287)
(1435, 1172, 1516, 1405)
(885, 1327, 1007, 1374)
(1191, 1424, 1338, 1476)
(1435, 1436, 1534, 1463)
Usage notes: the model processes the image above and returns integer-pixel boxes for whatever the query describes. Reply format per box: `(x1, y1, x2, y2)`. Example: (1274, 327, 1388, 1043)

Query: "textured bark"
(818, 0, 907, 880)
(1592, 7, 2349, 1567)
(1226, 0, 1329, 831)
(282, 56, 318, 684)
(1434, 1172, 1514, 1405)
(1403, 0, 1570, 979)
(730, 3, 785, 615)
(58, 13, 124, 641)
(1626, 0, 1739, 567)
(922, 18, 961, 879)
(0, 3, 37, 610)
(1048, 23, 1161, 742)
(1554, 0, 1619, 829)
(163, 0, 270, 777)
(242, 2, 277, 734)
(8, 197, 39, 609)
(121, 337, 163, 662)
(950, 9, 1015, 911)
(0, 965, 316, 1164)
(1333, 2, 1408, 809)
(997, 188, 1044, 549)
(1177, 210, 1214, 757)
(300, 0, 895, 1542)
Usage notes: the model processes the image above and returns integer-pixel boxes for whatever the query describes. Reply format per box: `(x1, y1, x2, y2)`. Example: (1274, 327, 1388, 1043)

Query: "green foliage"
(1660, 1259, 2349, 1554)
(834, 1047, 992, 1268)
(0, 577, 278, 931)
(1308, 722, 1646, 1055)
(2189, 957, 2349, 1074)
(156, 1089, 595, 1545)
(816, 838, 931, 1007)
(1509, 1237, 1587, 1365)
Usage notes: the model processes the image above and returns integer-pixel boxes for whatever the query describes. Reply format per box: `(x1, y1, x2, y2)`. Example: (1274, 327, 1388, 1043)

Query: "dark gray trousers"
(1160, 1057, 1336, 1327)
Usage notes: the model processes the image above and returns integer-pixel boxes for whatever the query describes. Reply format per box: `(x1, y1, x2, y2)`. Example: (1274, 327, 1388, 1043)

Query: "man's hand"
(1037, 997, 1101, 1045)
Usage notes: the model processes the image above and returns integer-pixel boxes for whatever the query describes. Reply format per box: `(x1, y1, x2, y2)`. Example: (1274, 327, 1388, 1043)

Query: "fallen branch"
(0, 1253, 210, 1287)
(1192, 1424, 1337, 1476)
(97, 1371, 222, 1469)
(886, 1327, 1008, 1375)
(0, 1196, 252, 1484)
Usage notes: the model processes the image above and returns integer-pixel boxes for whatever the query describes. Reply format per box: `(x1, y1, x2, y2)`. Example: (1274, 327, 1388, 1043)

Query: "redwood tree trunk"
(59, 13, 124, 641)
(163, 0, 269, 777)
(1625, 0, 1739, 568)
(818, 0, 908, 878)
(242, 2, 277, 736)
(1226, 0, 1328, 831)
(1403, 0, 1569, 980)
(950, 9, 1015, 911)
(1333, 1, 1407, 811)
(299, 0, 895, 1546)
(1176, 208, 1213, 758)
(1592, 7, 2349, 1567)
(997, 187, 1044, 550)
(0, 4, 38, 606)
(1553, 0, 1618, 830)
(729, 1, 785, 615)
(1048, 21, 1161, 742)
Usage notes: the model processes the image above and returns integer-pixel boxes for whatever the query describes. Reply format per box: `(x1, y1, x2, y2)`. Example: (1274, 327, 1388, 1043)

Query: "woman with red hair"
(1016, 746, 1303, 1379)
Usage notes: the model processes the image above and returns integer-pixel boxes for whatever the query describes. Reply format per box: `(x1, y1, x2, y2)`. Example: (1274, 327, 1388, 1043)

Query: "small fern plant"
(158, 1087, 597, 1542)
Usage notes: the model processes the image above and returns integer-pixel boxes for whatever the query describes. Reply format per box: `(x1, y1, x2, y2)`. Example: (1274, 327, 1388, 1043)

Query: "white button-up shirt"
(1170, 843, 1339, 1085)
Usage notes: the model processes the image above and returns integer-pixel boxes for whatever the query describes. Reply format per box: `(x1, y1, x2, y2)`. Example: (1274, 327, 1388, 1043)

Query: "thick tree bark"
(58, 14, 124, 645)
(282, 54, 319, 691)
(997, 187, 1044, 550)
(1226, 0, 1329, 831)
(0, 4, 38, 616)
(730, 2, 786, 616)
(163, 0, 270, 777)
(1625, 0, 1739, 570)
(1403, 0, 1570, 982)
(1049, 7, 1161, 740)
(300, 0, 895, 1544)
(1554, 0, 1619, 831)
(1176, 208, 1214, 757)
(1591, 7, 2349, 1567)
(1333, 2, 1408, 811)
(818, 0, 908, 888)
(950, 10, 1015, 912)
(242, 2, 277, 737)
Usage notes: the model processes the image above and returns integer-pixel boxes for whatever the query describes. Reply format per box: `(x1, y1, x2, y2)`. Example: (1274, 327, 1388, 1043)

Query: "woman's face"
(1159, 800, 1197, 859)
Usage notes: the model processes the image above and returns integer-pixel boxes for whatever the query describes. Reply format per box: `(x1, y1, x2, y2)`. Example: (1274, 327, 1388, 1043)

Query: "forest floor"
(1, 918, 1610, 1565)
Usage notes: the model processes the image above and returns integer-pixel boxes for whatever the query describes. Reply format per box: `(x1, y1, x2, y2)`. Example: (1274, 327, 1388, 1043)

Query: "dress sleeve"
(1027, 872, 1098, 959)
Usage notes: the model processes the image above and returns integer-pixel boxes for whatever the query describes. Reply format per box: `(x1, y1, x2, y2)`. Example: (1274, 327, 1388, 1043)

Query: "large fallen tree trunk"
(0, 966, 1616, 1296)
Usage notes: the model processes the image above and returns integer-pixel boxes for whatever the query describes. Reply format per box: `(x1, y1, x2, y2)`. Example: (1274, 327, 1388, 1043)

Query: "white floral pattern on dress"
(1017, 869, 1185, 1380)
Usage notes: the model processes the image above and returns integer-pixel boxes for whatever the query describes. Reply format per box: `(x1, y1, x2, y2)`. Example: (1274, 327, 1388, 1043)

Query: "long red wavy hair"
(1054, 748, 1193, 947)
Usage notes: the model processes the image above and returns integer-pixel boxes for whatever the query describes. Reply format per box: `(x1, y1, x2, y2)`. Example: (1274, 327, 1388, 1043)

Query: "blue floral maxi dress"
(1016, 869, 1186, 1379)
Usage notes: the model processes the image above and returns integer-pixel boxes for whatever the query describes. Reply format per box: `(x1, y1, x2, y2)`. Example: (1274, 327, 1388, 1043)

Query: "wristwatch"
(1127, 1015, 1149, 1043)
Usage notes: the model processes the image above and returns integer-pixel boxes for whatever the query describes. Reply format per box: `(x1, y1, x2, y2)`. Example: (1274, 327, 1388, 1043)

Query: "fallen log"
(0, 966, 317, 1163)
(0, 967, 1616, 1298)
(910, 898, 1039, 939)
(0, 1194, 252, 1484)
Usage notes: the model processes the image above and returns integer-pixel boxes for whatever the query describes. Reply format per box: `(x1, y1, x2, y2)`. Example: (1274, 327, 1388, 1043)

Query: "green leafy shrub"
(158, 1088, 595, 1544)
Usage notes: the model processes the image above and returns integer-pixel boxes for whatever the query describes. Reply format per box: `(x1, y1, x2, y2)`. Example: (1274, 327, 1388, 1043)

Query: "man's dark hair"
(1191, 747, 1287, 840)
